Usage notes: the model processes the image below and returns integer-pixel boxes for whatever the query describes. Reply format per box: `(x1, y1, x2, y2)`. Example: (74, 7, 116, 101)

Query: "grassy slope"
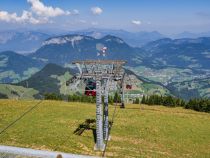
(17, 63, 73, 97)
(0, 84, 38, 99)
(0, 100, 209, 157)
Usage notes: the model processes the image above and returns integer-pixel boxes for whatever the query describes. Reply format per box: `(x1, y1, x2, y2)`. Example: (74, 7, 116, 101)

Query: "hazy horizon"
(1, 27, 210, 36)
(0, 0, 210, 35)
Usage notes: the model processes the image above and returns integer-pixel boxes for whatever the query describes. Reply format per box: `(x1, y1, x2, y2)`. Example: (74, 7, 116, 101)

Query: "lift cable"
(0, 99, 44, 136)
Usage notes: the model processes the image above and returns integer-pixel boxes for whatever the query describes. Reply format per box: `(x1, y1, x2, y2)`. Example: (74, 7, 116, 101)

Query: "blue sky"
(0, 0, 210, 34)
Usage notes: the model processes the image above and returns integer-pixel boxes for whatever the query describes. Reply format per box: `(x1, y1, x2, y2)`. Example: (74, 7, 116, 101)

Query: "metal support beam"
(120, 91, 125, 108)
(120, 77, 125, 108)
(103, 79, 109, 141)
(95, 79, 105, 151)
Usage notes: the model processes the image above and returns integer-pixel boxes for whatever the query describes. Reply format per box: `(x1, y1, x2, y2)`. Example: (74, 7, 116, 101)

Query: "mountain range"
(141, 37, 210, 69)
(171, 31, 210, 39)
(0, 30, 50, 53)
(68, 28, 165, 47)
(31, 34, 210, 71)
(31, 34, 141, 66)
(0, 63, 208, 100)
(0, 31, 210, 99)
(1, 29, 210, 53)
(15, 63, 171, 99)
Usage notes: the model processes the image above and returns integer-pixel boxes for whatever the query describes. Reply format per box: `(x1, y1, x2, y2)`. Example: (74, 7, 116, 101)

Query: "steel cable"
(0, 99, 43, 136)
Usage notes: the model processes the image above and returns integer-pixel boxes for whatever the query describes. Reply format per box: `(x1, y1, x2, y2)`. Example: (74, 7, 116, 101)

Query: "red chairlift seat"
(126, 84, 132, 89)
(85, 80, 96, 96)
(85, 90, 96, 96)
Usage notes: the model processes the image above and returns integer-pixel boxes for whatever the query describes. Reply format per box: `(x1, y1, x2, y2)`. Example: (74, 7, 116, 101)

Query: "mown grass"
(0, 99, 210, 157)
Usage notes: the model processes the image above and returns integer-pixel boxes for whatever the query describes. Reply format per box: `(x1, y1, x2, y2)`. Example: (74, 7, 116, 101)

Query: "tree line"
(44, 92, 121, 104)
(44, 93, 210, 113)
(140, 95, 210, 113)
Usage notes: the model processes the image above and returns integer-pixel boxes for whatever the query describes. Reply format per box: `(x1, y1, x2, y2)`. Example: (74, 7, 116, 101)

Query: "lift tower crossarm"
(72, 60, 126, 65)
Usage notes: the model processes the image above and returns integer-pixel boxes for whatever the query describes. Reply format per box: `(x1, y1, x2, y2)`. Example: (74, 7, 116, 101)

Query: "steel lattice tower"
(69, 60, 126, 151)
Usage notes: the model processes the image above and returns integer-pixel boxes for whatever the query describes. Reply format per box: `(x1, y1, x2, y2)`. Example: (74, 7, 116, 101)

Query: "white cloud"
(132, 20, 142, 25)
(0, 10, 44, 24)
(0, 0, 79, 25)
(72, 9, 79, 15)
(91, 7, 103, 15)
(27, 0, 70, 17)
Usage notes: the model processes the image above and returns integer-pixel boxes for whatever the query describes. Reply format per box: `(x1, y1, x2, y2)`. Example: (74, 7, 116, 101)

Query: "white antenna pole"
(76, 63, 82, 74)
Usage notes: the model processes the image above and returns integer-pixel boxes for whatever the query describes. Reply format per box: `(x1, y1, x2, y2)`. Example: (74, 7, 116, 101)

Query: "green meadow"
(0, 100, 210, 157)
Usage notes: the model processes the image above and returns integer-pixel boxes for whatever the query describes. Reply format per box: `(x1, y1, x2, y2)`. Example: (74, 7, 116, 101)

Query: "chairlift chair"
(126, 84, 132, 89)
(85, 80, 96, 96)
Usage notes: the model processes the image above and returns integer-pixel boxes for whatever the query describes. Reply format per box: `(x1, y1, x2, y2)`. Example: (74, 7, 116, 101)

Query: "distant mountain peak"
(102, 35, 125, 44)
(43, 35, 83, 46)
(38, 63, 70, 76)
(42, 34, 95, 47)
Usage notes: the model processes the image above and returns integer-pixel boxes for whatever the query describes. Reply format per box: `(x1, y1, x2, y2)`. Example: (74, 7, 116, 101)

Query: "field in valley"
(0, 99, 210, 157)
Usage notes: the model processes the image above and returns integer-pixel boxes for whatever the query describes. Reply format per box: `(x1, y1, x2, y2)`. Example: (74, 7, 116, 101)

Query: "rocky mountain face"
(31, 34, 142, 66)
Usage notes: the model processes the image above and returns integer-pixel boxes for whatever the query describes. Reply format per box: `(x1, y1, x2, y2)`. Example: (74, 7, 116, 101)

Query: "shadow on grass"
(74, 119, 114, 143)
(74, 119, 97, 143)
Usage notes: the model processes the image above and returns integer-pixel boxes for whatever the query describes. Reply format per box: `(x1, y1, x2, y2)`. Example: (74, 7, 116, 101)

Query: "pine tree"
(134, 98, 140, 104)
(141, 95, 146, 104)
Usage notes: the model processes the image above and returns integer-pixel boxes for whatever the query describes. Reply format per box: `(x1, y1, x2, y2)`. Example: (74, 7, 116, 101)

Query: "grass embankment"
(0, 99, 210, 157)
